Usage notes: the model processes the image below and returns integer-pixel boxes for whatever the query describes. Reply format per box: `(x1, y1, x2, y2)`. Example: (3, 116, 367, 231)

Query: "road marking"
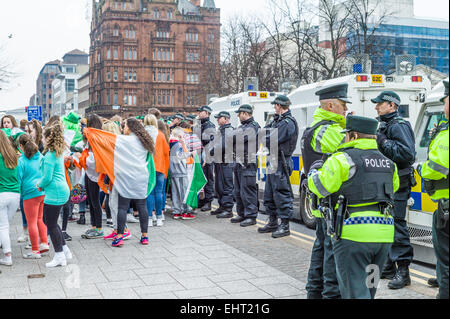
(410, 268, 434, 279)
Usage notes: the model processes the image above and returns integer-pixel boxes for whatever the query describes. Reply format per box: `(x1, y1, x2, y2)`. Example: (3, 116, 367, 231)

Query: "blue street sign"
(27, 106, 43, 122)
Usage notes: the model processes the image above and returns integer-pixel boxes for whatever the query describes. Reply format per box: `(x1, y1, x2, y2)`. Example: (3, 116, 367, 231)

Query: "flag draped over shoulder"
(84, 128, 156, 199)
(184, 154, 207, 209)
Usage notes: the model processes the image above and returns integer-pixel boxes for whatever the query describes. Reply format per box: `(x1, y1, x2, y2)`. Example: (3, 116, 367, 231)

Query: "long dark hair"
(87, 114, 103, 129)
(126, 118, 155, 154)
(18, 134, 38, 159)
(26, 119, 43, 148)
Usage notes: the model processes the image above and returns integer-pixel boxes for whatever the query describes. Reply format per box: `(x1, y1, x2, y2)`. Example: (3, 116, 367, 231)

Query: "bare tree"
(0, 44, 16, 90)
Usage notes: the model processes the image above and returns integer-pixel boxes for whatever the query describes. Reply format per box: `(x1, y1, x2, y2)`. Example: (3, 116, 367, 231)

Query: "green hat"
(214, 111, 231, 119)
(371, 91, 401, 106)
(64, 111, 80, 124)
(440, 80, 449, 103)
(197, 105, 213, 113)
(316, 84, 352, 103)
(235, 104, 253, 114)
(186, 115, 196, 121)
(271, 95, 291, 107)
(341, 115, 378, 135)
(174, 113, 185, 121)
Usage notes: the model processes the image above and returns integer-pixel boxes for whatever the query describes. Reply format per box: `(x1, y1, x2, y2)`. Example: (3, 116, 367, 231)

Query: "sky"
(0, 0, 448, 112)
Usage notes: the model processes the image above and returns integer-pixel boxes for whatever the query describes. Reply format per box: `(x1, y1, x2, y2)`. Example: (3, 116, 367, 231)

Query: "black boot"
(201, 202, 212, 212)
(240, 218, 257, 227)
(211, 207, 224, 216)
(77, 213, 86, 225)
(388, 264, 411, 289)
(271, 218, 290, 238)
(258, 215, 279, 233)
(231, 215, 245, 224)
(381, 260, 397, 280)
(217, 208, 233, 219)
(427, 277, 439, 288)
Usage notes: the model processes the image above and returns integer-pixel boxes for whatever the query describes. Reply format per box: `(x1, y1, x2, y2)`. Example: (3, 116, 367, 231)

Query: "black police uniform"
(232, 114, 260, 225)
(199, 115, 216, 210)
(261, 105, 299, 237)
(376, 99, 416, 288)
(210, 119, 235, 217)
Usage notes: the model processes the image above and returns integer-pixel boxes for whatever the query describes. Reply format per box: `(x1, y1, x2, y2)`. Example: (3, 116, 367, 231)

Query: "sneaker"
(45, 253, 66, 268)
(152, 214, 157, 222)
(161, 212, 166, 221)
(81, 228, 96, 239)
(63, 232, 72, 241)
(0, 257, 13, 266)
(77, 214, 86, 225)
(17, 233, 28, 243)
(104, 231, 117, 240)
(23, 251, 41, 259)
(173, 214, 183, 220)
(156, 218, 163, 227)
(181, 213, 196, 220)
(140, 237, 149, 245)
(106, 219, 114, 228)
(126, 214, 139, 223)
(123, 231, 131, 240)
(85, 229, 104, 239)
(112, 237, 124, 247)
(39, 243, 50, 254)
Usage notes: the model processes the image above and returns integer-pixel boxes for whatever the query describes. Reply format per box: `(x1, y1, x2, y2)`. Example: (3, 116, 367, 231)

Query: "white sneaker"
(17, 233, 28, 243)
(161, 213, 165, 221)
(39, 243, 50, 254)
(152, 214, 157, 222)
(62, 245, 73, 260)
(148, 220, 154, 227)
(23, 251, 41, 259)
(45, 252, 67, 268)
(0, 256, 13, 266)
(156, 218, 163, 227)
(126, 215, 139, 223)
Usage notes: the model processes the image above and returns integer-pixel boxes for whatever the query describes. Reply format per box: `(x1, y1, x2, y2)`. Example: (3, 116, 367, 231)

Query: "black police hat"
(174, 113, 185, 121)
(235, 104, 253, 114)
(214, 111, 231, 119)
(341, 115, 378, 135)
(197, 105, 213, 113)
(316, 84, 352, 103)
(271, 95, 291, 107)
(186, 115, 196, 121)
(371, 91, 401, 106)
(441, 80, 449, 103)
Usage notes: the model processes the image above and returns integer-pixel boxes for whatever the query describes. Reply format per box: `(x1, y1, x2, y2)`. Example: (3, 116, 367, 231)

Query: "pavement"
(0, 203, 439, 299)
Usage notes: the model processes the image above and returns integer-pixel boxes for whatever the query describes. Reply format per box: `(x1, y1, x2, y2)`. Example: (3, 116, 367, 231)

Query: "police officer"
(196, 106, 216, 211)
(373, 91, 416, 289)
(308, 115, 399, 299)
(186, 115, 196, 127)
(303, 84, 349, 299)
(258, 95, 299, 238)
(418, 80, 449, 299)
(170, 113, 185, 130)
(231, 104, 260, 227)
(210, 111, 235, 218)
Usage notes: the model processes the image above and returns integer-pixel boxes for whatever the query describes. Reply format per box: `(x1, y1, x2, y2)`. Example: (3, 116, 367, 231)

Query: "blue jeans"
(162, 178, 167, 211)
(146, 172, 166, 218)
(20, 196, 27, 228)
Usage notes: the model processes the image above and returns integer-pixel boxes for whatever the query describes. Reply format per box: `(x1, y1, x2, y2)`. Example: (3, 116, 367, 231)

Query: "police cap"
(235, 104, 253, 114)
(174, 113, 185, 121)
(197, 105, 213, 113)
(316, 84, 352, 103)
(271, 95, 291, 107)
(214, 111, 231, 119)
(341, 115, 378, 135)
(440, 80, 449, 103)
(186, 115, 196, 121)
(371, 91, 401, 106)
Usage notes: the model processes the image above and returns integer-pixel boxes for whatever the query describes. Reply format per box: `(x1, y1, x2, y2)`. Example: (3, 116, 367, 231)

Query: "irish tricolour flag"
(84, 128, 156, 199)
(184, 154, 207, 209)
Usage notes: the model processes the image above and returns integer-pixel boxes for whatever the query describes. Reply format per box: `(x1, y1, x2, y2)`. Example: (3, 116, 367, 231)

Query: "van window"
(419, 112, 446, 148)
(398, 105, 409, 118)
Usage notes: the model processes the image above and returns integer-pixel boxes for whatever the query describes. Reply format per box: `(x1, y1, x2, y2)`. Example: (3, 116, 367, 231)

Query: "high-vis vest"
(301, 120, 335, 174)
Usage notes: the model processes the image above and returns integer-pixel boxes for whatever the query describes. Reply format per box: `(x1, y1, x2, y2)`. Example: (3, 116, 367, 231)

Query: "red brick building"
(87, 0, 221, 118)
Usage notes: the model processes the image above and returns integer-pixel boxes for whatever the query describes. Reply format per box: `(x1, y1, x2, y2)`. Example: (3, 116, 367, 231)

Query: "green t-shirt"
(0, 153, 20, 194)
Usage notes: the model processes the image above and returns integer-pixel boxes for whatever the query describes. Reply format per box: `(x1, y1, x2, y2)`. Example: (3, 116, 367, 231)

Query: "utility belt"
(424, 176, 449, 197)
(398, 166, 417, 190)
(319, 196, 394, 241)
(437, 198, 449, 230)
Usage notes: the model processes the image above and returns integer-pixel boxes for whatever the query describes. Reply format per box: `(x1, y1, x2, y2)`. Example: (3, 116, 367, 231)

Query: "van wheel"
(300, 179, 316, 230)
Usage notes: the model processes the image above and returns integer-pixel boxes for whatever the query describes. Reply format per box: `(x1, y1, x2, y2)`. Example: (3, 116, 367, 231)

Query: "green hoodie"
(63, 112, 83, 148)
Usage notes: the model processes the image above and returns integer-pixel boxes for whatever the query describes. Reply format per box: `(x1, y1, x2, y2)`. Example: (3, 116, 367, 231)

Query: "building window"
(167, 9, 173, 19)
(208, 32, 215, 42)
(113, 25, 120, 37)
(113, 69, 118, 81)
(107, 91, 111, 105)
(124, 70, 128, 81)
(153, 8, 159, 19)
(186, 31, 199, 42)
(114, 92, 118, 105)
(124, 48, 128, 59)
(107, 48, 111, 59)
(107, 69, 111, 81)
(65, 79, 75, 92)
(114, 48, 118, 59)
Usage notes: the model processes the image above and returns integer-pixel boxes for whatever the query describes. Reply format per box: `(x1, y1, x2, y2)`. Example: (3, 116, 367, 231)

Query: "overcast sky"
(0, 0, 448, 111)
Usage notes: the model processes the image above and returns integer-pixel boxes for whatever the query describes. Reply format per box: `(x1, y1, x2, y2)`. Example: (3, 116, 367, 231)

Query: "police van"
(257, 73, 432, 230)
(209, 91, 282, 129)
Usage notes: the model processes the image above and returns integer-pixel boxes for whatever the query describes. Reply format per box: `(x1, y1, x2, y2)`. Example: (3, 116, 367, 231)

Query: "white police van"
(258, 73, 432, 230)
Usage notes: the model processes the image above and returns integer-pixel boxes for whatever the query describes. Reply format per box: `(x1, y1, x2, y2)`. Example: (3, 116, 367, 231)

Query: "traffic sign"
(27, 106, 43, 122)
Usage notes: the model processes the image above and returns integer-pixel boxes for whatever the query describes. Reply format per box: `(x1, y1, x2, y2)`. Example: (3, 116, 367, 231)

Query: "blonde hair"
(144, 114, 158, 128)
(102, 120, 122, 135)
(43, 123, 66, 157)
(0, 130, 18, 169)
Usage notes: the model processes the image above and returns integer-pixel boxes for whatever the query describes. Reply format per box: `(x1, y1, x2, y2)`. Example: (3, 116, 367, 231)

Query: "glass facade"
(348, 22, 449, 75)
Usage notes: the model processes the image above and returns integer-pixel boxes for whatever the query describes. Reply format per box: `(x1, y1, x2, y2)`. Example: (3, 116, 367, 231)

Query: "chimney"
(190, 0, 200, 6)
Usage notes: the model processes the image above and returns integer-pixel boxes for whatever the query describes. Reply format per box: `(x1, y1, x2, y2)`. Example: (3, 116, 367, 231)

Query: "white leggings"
(0, 192, 20, 255)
